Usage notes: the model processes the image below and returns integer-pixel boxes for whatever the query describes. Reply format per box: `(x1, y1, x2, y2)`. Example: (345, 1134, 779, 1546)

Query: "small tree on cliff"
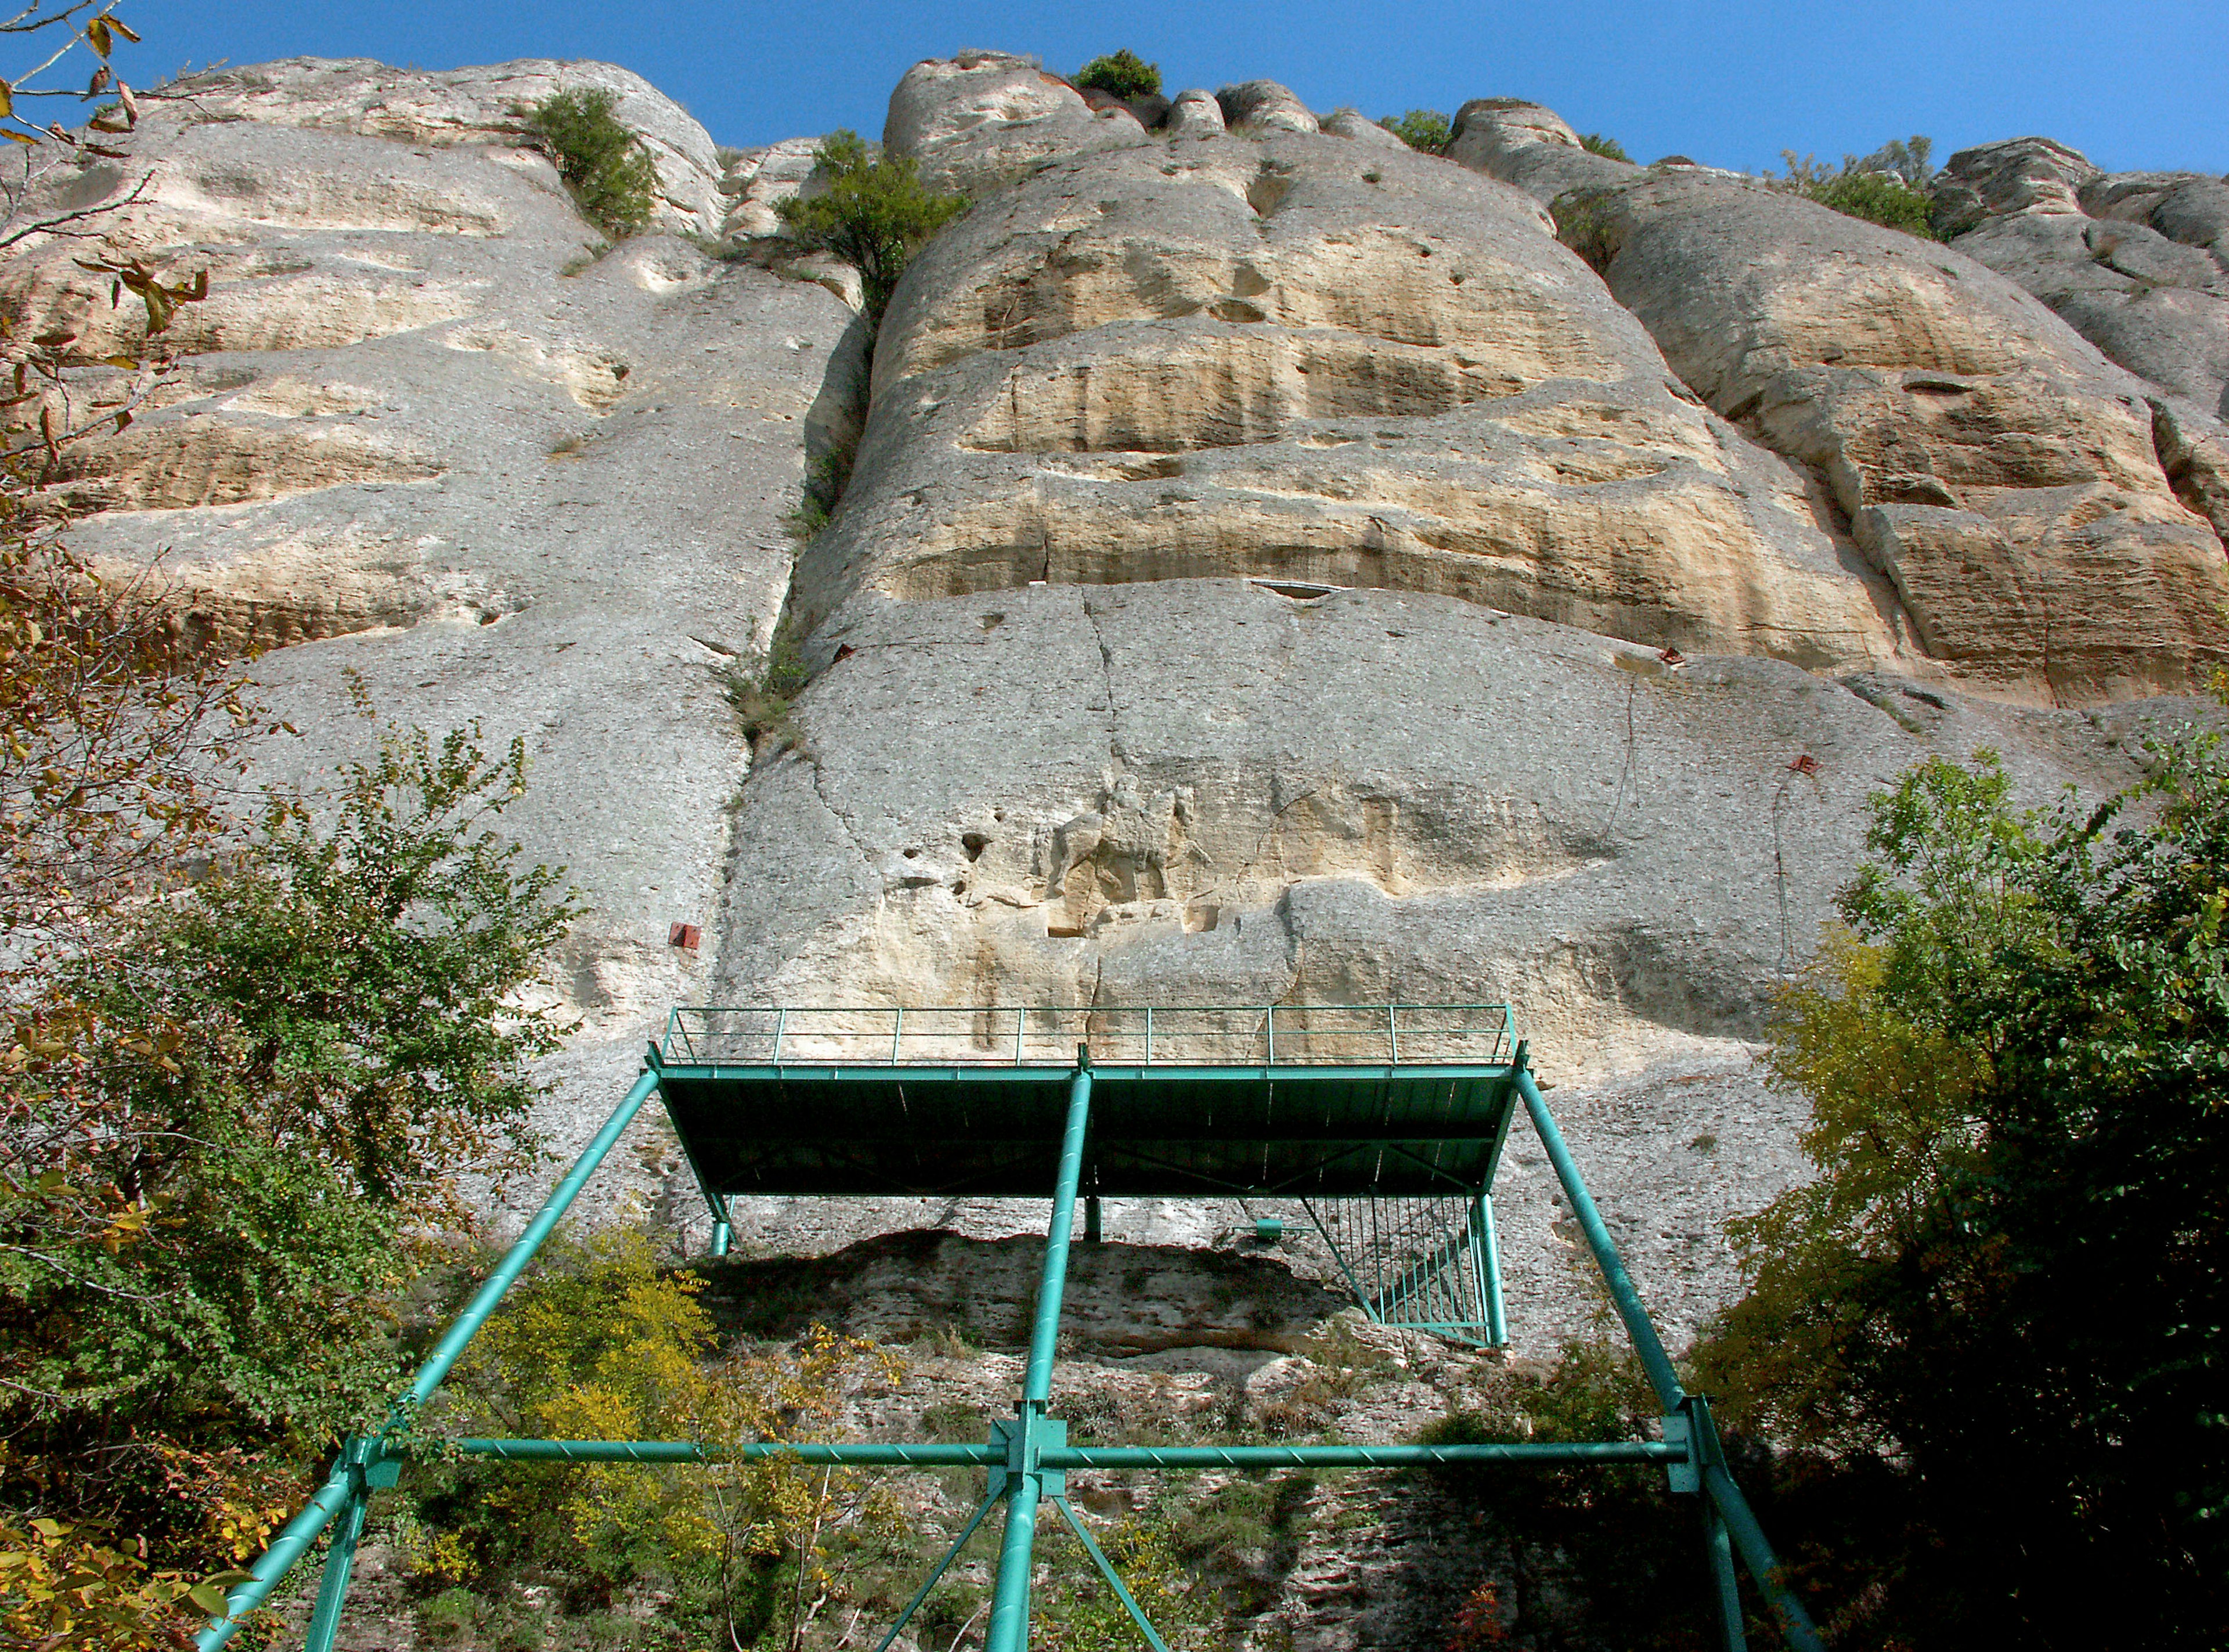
(775, 131, 969, 326)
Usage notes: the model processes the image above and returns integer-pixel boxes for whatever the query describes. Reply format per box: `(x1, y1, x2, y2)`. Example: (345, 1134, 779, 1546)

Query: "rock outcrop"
(2, 57, 852, 1130)
(1935, 136, 2229, 421)
(1451, 118, 2229, 703)
(9, 53, 2221, 1359)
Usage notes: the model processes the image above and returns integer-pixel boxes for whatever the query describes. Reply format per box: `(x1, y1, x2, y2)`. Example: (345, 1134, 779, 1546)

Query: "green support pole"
(1513, 1065, 1683, 1409)
(873, 1488, 1004, 1652)
(985, 1052, 1094, 1652)
(1704, 1466, 1821, 1652)
(1517, 1066, 1823, 1652)
(1704, 1498, 1749, 1652)
(196, 1066, 665, 1652)
(402, 1066, 664, 1411)
(300, 1488, 367, 1652)
(1474, 1192, 1507, 1347)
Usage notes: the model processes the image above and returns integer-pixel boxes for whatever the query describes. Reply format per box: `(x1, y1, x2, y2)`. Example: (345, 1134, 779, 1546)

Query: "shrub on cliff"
(1771, 136, 1939, 239)
(525, 87, 661, 239)
(1074, 49, 1160, 99)
(1379, 109, 1452, 154)
(1579, 132, 1630, 161)
(776, 130, 969, 325)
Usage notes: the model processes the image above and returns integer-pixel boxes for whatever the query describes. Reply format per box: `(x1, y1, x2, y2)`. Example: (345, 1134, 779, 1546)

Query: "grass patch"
(717, 612, 814, 755)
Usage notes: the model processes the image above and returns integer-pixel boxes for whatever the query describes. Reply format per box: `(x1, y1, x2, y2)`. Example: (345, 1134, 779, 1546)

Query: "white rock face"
(14, 53, 2221, 1366)
(154, 56, 730, 237)
(2, 59, 853, 1180)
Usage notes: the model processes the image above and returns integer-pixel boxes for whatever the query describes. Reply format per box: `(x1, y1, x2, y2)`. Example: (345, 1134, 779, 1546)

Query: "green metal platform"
(196, 1004, 1825, 1652)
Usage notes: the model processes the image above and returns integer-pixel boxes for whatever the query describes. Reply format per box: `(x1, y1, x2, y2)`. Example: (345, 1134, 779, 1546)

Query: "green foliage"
(1034, 1516, 1207, 1652)
(1550, 188, 1620, 273)
(0, 711, 579, 1641)
(1073, 49, 1161, 100)
(1770, 135, 1939, 239)
(1696, 737, 2229, 1647)
(416, 1235, 909, 1650)
(719, 612, 815, 755)
(1416, 1343, 1712, 1644)
(524, 88, 661, 240)
(1378, 110, 1452, 154)
(1578, 132, 1629, 161)
(775, 131, 970, 325)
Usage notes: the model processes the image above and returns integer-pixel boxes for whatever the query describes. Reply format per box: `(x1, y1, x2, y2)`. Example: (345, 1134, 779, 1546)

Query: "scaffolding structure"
(195, 1004, 1824, 1652)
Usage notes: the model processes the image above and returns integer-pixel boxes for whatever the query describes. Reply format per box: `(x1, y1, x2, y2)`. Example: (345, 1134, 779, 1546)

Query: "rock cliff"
(8, 51, 2222, 1349)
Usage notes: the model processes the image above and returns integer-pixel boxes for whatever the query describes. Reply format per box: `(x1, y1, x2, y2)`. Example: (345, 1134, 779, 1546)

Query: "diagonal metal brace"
(874, 1486, 1006, 1652)
(1049, 1495, 1171, 1652)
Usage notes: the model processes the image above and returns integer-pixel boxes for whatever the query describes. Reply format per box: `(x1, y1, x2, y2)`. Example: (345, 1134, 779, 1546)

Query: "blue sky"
(122, 0, 2227, 175)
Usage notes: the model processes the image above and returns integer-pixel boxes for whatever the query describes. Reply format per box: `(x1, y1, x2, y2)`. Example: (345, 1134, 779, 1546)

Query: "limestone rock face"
(1453, 149, 2229, 702)
(1448, 98, 1637, 204)
(1163, 88, 1227, 139)
(1317, 109, 1408, 149)
(1938, 139, 2229, 420)
(705, 59, 2197, 1330)
(823, 99, 1904, 676)
(20, 51, 2226, 1376)
(156, 56, 728, 237)
(884, 50, 1148, 195)
(1216, 80, 1320, 136)
(2, 60, 852, 1118)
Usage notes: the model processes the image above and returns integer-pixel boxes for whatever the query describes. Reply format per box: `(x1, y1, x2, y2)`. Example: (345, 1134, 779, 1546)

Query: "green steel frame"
(194, 1008, 1825, 1652)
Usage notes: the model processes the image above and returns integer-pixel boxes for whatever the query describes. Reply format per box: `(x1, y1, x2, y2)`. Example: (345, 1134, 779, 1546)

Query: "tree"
(0, 712, 582, 1646)
(523, 87, 660, 240)
(1073, 51, 1160, 100)
(1696, 740, 2229, 1649)
(1379, 110, 1452, 154)
(774, 131, 969, 326)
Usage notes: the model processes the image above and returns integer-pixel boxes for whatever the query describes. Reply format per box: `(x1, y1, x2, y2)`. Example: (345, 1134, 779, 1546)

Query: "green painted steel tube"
(445, 1439, 1001, 1466)
(1704, 1466, 1826, 1652)
(192, 1466, 355, 1650)
(1022, 1063, 1094, 1405)
(430, 1438, 1676, 1469)
(1051, 1496, 1170, 1652)
(405, 1067, 662, 1408)
(874, 1488, 1004, 1652)
(1514, 1068, 1684, 1409)
(1703, 1499, 1748, 1652)
(1045, 1442, 1681, 1469)
(300, 1490, 368, 1652)
(197, 1069, 663, 1652)
(1477, 1193, 1508, 1347)
(984, 1471, 1038, 1652)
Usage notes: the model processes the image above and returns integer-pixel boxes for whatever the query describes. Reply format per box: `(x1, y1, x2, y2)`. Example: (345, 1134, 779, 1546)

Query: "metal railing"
(659, 1003, 1515, 1069)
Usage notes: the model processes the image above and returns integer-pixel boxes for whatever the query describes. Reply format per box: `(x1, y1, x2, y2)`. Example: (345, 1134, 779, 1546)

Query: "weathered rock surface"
(1450, 130, 2229, 702)
(1936, 137, 2229, 420)
(1217, 80, 1320, 136)
(806, 111, 1906, 677)
(2, 59, 853, 1153)
(1447, 98, 1637, 204)
(17, 51, 2228, 1375)
(152, 56, 729, 237)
